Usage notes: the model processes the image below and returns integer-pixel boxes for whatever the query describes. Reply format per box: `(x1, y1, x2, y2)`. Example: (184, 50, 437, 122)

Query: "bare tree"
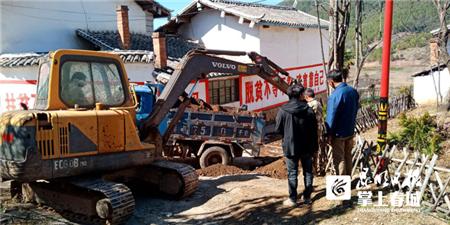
(353, 0, 363, 89)
(328, 0, 351, 74)
(315, 0, 328, 75)
(352, 0, 381, 90)
(432, 0, 450, 109)
(432, 0, 450, 68)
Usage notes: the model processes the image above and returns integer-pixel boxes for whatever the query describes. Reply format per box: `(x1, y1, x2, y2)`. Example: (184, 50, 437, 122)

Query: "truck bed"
(159, 109, 265, 145)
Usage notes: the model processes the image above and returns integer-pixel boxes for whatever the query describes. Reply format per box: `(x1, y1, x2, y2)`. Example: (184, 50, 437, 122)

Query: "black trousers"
(285, 156, 314, 201)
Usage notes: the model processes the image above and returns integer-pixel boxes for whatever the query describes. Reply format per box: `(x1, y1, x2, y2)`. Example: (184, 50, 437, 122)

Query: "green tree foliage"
(280, 0, 440, 61)
(367, 32, 432, 61)
(281, 0, 439, 42)
(388, 112, 443, 155)
(393, 33, 433, 50)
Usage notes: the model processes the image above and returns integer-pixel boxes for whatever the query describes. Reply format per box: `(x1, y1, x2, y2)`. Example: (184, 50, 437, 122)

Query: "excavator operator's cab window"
(60, 61, 125, 108)
(91, 62, 125, 105)
(35, 62, 50, 109)
(60, 62, 95, 107)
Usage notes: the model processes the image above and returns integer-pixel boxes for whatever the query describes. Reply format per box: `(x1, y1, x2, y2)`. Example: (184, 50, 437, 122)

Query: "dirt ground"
(1, 174, 448, 225)
(1, 110, 449, 225)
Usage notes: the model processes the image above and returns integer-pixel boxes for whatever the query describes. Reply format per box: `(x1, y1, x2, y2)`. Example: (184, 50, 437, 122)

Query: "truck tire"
(199, 146, 230, 169)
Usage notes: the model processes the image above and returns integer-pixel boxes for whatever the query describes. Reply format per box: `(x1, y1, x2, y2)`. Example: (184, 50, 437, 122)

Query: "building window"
(208, 78, 239, 105)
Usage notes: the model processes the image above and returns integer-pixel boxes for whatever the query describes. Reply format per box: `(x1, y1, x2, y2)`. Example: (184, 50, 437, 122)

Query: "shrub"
(398, 86, 412, 96)
(394, 33, 432, 50)
(388, 112, 443, 155)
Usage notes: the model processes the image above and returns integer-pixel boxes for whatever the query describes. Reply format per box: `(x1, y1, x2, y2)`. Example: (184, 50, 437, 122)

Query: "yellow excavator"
(0, 48, 290, 224)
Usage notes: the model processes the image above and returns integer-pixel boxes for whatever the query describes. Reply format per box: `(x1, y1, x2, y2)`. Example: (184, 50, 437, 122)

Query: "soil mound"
(196, 164, 247, 176)
(197, 158, 301, 179)
(253, 158, 288, 179)
(253, 158, 303, 179)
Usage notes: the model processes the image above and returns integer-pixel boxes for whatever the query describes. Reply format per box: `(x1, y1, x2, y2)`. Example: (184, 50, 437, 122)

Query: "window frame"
(58, 55, 128, 108)
(35, 61, 51, 110)
(208, 78, 239, 105)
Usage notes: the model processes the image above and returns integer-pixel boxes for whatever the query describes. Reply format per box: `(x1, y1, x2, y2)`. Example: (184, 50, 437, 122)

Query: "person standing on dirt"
(276, 84, 318, 207)
(325, 70, 359, 176)
(305, 88, 326, 176)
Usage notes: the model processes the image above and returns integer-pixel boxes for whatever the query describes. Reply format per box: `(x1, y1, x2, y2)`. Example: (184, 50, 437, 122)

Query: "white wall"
(176, 10, 330, 111)
(413, 68, 450, 105)
(0, 63, 155, 112)
(0, 0, 148, 53)
(0, 66, 39, 111)
(0, 63, 155, 83)
(124, 63, 155, 83)
(259, 27, 329, 68)
(0, 66, 38, 81)
(178, 10, 260, 52)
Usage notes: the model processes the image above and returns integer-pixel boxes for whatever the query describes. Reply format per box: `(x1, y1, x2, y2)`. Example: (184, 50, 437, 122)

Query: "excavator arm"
(140, 49, 291, 143)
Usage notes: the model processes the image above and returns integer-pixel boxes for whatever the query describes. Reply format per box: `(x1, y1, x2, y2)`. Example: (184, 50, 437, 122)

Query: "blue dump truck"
(134, 83, 266, 168)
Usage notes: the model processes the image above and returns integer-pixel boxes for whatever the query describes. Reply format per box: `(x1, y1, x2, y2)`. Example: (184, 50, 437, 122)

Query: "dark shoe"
(303, 198, 312, 205)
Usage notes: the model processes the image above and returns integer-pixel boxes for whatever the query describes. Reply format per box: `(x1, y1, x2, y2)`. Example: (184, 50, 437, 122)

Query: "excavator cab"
(35, 50, 134, 110)
(0, 50, 157, 182)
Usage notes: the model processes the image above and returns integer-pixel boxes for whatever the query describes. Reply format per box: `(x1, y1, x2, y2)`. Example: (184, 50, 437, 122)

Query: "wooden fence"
(354, 94, 416, 133)
(342, 136, 450, 218)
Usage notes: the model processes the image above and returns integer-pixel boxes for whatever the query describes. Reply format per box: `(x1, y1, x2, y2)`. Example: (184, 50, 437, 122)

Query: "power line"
(3, 9, 146, 23)
(1, 0, 278, 20)
(1, 3, 119, 16)
(1, 0, 280, 25)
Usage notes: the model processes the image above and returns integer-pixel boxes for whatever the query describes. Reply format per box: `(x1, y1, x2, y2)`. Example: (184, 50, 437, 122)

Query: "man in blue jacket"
(276, 84, 318, 207)
(325, 70, 359, 176)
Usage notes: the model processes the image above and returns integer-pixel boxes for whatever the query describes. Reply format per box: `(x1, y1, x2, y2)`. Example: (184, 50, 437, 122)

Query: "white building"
(1, 0, 169, 53)
(159, 0, 330, 111)
(0, 0, 200, 112)
(412, 64, 450, 106)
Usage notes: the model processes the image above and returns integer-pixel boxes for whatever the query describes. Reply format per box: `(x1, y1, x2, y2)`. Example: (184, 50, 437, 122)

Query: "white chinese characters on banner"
(0, 82, 37, 112)
(185, 81, 207, 101)
(240, 64, 327, 111)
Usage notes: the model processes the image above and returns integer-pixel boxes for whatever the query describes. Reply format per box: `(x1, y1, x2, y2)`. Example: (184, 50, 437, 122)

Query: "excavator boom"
(142, 49, 291, 141)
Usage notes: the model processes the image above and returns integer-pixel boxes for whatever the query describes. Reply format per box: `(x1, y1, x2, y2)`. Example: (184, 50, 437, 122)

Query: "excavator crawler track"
(150, 160, 199, 199)
(24, 178, 135, 225)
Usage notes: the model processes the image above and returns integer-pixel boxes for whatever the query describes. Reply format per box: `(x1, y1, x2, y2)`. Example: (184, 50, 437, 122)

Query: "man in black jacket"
(276, 84, 318, 207)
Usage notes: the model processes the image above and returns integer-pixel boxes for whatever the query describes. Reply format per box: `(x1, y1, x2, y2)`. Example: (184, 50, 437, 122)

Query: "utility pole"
(376, 0, 394, 154)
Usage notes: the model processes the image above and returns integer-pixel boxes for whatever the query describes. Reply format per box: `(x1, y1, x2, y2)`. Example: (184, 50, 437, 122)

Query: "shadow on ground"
(163, 188, 357, 225)
(127, 174, 357, 225)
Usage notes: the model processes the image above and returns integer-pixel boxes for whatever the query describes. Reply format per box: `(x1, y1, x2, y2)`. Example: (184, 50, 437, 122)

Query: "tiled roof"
(430, 24, 450, 35)
(0, 51, 155, 68)
(411, 64, 448, 77)
(0, 53, 46, 67)
(159, 0, 329, 32)
(135, 0, 171, 18)
(76, 29, 200, 59)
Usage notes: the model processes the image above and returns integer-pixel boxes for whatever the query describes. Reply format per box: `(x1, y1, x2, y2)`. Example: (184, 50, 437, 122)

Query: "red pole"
(376, 0, 394, 154)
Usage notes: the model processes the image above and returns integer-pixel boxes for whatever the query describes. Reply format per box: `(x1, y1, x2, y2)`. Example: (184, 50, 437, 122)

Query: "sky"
(154, 0, 283, 29)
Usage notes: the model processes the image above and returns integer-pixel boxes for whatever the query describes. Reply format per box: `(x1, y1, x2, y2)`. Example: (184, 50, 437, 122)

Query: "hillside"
(280, 0, 440, 48)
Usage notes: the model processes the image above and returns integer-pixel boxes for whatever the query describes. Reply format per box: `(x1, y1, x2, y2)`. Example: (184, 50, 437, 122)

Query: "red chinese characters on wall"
(254, 80, 263, 102)
(296, 70, 325, 89)
(1, 92, 36, 111)
(240, 64, 327, 111)
(245, 81, 254, 104)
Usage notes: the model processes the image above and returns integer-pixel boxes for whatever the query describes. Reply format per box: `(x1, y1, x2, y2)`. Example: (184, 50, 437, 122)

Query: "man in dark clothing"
(276, 84, 318, 207)
(325, 70, 359, 176)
